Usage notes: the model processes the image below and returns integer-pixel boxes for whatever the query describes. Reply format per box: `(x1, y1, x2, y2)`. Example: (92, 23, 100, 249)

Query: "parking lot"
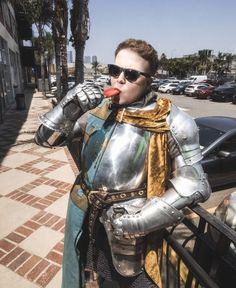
(164, 92, 236, 118)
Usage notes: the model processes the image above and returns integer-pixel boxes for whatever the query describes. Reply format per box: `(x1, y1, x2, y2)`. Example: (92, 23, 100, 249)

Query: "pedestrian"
(35, 38, 211, 288)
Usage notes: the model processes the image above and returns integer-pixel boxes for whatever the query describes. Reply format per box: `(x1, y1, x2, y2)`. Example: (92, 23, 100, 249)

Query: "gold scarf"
(116, 97, 171, 287)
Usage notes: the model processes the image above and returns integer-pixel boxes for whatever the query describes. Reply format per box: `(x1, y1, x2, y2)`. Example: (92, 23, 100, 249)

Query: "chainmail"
(79, 212, 158, 288)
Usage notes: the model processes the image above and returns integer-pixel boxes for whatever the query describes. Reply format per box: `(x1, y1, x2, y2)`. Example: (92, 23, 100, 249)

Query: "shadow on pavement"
(0, 86, 35, 165)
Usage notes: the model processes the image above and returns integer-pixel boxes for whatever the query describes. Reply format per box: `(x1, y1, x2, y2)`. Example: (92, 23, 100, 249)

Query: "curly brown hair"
(115, 38, 158, 76)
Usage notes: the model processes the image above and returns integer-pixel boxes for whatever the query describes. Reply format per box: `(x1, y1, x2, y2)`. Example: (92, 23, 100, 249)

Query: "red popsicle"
(103, 87, 121, 98)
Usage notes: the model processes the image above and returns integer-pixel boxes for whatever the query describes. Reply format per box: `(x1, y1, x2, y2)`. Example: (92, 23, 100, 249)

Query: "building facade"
(0, 0, 23, 122)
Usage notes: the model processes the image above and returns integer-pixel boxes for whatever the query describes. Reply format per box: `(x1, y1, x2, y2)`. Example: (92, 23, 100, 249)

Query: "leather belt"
(80, 178, 147, 238)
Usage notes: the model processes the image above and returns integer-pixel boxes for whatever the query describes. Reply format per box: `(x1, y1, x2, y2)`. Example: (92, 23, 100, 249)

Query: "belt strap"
(86, 186, 146, 239)
(70, 177, 147, 238)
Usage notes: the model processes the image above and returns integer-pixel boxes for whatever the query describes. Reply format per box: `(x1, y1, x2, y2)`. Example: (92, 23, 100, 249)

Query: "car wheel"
(166, 90, 170, 93)
(180, 91, 183, 95)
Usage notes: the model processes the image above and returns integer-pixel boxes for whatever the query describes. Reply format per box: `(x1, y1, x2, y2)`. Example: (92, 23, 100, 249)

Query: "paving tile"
(16, 255, 41, 276)
(0, 169, 39, 195)
(45, 164, 76, 184)
(10, 143, 35, 152)
(0, 264, 39, 288)
(45, 269, 62, 288)
(33, 146, 52, 154)
(28, 184, 56, 198)
(36, 264, 61, 287)
(15, 134, 34, 142)
(0, 198, 39, 239)
(19, 227, 64, 258)
(45, 193, 69, 218)
(0, 247, 24, 266)
(46, 250, 63, 265)
(6, 232, 25, 244)
(32, 161, 53, 170)
(0, 239, 15, 252)
(27, 259, 50, 281)
(1, 152, 39, 168)
(8, 251, 31, 271)
(44, 149, 69, 162)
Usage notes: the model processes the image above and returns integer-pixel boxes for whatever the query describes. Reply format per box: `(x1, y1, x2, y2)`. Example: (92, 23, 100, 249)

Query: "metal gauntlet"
(35, 83, 102, 147)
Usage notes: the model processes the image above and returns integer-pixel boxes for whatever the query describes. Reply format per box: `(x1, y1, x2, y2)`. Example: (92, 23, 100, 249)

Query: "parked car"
(151, 79, 161, 91)
(210, 83, 236, 102)
(94, 75, 111, 87)
(195, 116, 236, 188)
(193, 86, 215, 99)
(185, 83, 213, 96)
(201, 79, 219, 86)
(158, 83, 178, 93)
(187, 75, 207, 83)
(172, 82, 191, 95)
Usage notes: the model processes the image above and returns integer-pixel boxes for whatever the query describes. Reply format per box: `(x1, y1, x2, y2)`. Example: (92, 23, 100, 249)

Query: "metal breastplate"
(82, 122, 151, 190)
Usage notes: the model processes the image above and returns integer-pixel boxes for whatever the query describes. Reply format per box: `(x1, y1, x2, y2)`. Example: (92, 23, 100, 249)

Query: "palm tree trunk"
(38, 23, 46, 97)
(75, 43, 85, 83)
(61, 37, 68, 96)
(71, 0, 90, 84)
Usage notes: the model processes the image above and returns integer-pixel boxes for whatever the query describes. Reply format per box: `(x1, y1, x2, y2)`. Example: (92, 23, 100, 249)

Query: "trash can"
(15, 93, 26, 110)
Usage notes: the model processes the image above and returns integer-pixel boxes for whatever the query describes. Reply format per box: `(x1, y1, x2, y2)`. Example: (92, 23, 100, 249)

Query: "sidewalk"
(0, 89, 78, 287)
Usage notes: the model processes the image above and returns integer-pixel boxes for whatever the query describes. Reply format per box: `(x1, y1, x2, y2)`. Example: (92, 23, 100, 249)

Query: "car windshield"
(197, 123, 225, 148)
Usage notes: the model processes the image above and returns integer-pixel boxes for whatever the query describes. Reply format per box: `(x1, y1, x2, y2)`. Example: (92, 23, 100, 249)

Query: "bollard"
(15, 93, 26, 110)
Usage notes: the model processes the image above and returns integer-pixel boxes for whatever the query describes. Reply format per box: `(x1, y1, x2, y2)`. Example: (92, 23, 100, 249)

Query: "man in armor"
(35, 38, 211, 288)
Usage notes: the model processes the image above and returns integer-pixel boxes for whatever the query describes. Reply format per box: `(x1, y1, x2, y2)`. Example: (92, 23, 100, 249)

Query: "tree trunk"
(75, 43, 85, 83)
(38, 23, 46, 96)
(53, 0, 68, 100)
(61, 37, 68, 96)
(71, 0, 89, 85)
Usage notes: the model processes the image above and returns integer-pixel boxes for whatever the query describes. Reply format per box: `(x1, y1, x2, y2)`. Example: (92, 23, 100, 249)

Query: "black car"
(172, 83, 191, 95)
(151, 79, 161, 91)
(195, 116, 236, 189)
(210, 83, 236, 102)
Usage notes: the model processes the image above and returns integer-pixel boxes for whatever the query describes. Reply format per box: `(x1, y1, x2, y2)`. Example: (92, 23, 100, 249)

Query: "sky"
(80, 0, 236, 64)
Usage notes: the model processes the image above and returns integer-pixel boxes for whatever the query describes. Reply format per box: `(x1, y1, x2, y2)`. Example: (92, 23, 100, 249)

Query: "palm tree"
(70, 0, 90, 84)
(198, 49, 212, 75)
(159, 53, 167, 76)
(53, 0, 68, 99)
(91, 60, 101, 77)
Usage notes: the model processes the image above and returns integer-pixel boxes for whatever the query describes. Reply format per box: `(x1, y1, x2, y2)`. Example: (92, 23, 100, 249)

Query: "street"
(164, 93, 236, 118)
(162, 92, 236, 212)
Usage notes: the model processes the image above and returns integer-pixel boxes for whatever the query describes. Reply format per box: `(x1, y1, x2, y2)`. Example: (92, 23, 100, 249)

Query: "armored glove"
(111, 197, 183, 239)
(39, 83, 102, 136)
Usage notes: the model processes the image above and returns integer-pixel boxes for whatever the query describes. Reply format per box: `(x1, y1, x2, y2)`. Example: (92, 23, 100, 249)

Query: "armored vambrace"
(111, 162, 211, 239)
(110, 103, 212, 238)
(35, 83, 102, 147)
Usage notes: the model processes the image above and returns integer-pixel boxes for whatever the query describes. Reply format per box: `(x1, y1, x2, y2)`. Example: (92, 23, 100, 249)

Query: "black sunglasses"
(107, 64, 151, 82)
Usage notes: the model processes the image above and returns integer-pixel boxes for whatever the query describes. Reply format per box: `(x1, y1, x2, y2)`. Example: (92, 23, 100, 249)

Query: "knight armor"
(35, 82, 211, 278)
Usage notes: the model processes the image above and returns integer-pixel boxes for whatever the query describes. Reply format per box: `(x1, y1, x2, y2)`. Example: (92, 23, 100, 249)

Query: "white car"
(94, 75, 110, 87)
(158, 83, 178, 93)
(184, 83, 212, 96)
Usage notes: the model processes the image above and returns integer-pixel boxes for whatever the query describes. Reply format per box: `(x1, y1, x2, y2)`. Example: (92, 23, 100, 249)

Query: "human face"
(110, 49, 152, 105)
